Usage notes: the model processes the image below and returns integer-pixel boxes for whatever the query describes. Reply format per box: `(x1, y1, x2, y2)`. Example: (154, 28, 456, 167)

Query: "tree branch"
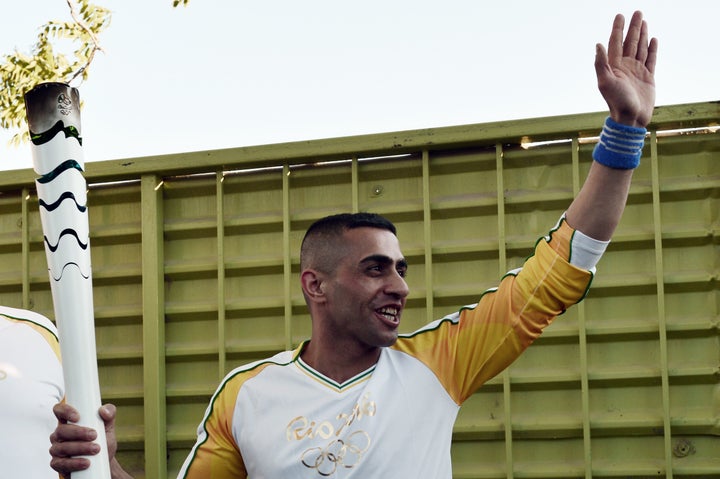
(65, 0, 105, 84)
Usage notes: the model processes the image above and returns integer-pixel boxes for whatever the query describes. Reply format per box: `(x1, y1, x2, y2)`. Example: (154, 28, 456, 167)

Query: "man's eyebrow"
(360, 255, 408, 269)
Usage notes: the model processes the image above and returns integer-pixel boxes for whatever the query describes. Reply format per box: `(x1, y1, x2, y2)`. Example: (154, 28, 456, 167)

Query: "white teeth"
(378, 307, 398, 318)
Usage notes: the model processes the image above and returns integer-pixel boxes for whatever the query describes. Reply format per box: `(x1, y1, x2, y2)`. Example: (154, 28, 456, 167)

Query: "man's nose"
(387, 271, 409, 298)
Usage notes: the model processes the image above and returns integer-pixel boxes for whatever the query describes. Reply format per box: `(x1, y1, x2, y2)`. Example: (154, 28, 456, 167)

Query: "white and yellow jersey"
(0, 306, 64, 479)
(178, 218, 595, 478)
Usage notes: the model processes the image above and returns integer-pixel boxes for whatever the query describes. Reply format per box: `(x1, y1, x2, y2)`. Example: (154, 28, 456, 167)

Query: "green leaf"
(0, 0, 111, 142)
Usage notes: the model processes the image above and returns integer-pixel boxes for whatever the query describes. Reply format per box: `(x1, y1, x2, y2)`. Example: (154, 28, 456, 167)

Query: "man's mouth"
(377, 306, 400, 325)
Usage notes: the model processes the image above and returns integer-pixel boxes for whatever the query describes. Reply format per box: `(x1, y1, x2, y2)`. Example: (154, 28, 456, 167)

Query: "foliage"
(0, 0, 188, 145)
(0, 0, 111, 144)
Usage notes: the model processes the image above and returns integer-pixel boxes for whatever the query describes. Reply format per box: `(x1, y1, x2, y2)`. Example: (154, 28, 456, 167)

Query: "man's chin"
(379, 332, 399, 347)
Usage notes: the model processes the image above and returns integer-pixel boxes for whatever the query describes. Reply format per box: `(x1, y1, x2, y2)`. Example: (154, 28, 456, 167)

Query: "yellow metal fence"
(0, 102, 718, 478)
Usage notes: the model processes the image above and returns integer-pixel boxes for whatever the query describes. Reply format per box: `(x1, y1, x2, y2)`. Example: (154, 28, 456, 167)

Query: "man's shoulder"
(220, 348, 299, 386)
(0, 305, 59, 345)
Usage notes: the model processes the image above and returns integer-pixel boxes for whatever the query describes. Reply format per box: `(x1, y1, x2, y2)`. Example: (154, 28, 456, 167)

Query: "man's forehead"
(343, 227, 403, 256)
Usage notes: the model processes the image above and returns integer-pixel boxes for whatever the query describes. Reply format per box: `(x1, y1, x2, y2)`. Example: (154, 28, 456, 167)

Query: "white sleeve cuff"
(570, 229, 609, 271)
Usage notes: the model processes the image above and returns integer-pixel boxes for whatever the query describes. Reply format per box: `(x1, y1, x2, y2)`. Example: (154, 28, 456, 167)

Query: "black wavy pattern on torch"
(29, 120, 82, 146)
(39, 191, 87, 213)
(50, 262, 91, 281)
(44, 228, 89, 252)
(36, 159, 84, 184)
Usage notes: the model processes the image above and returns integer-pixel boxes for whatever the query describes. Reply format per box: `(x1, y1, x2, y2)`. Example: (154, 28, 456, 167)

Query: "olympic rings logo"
(300, 430, 371, 476)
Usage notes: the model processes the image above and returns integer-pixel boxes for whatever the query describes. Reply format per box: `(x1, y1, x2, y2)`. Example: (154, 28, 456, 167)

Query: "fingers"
(49, 423, 100, 476)
(53, 402, 80, 424)
(607, 13, 625, 67)
(606, 10, 658, 73)
(646, 37, 659, 74)
(50, 455, 92, 478)
(50, 403, 100, 453)
(49, 421, 100, 456)
(625, 11, 658, 74)
(49, 402, 103, 476)
(594, 43, 610, 80)
(99, 403, 120, 459)
(635, 19, 649, 64)
(622, 11, 643, 60)
(99, 403, 117, 425)
(50, 420, 99, 444)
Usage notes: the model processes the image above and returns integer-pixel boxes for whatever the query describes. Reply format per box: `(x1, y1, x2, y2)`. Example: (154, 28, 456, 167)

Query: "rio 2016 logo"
(300, 430, 371, 476)
(286, 393, 376, 476)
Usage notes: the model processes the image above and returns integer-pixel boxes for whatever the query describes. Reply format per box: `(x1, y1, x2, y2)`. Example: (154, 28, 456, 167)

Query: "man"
(0, 305, 64, 478)
(49, 10, 657, 479)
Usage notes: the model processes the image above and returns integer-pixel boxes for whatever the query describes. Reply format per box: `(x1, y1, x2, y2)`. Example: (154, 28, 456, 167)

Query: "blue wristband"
(592, 117, 647, 169)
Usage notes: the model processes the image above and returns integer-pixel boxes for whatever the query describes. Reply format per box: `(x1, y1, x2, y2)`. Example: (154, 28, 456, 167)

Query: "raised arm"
(565, 11, 658, 241)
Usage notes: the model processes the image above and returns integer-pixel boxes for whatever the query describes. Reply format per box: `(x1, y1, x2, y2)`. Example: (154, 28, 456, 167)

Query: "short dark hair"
(304, 212, 396, 238)
(300, 213, 397, 271)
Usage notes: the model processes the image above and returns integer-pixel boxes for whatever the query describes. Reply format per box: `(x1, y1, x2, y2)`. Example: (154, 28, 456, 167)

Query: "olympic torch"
(25, 82, 111, 479)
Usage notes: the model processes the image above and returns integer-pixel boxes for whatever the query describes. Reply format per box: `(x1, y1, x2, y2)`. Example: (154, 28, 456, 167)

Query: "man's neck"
(299, 340, 382, 384)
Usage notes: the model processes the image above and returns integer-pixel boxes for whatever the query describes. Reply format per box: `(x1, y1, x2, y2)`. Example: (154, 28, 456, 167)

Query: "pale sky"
(1, 0, 718, 172)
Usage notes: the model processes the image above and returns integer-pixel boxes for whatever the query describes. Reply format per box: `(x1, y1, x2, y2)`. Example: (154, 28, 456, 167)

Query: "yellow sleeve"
(181, 378, 247, 479)
(395, 220, 592, 404)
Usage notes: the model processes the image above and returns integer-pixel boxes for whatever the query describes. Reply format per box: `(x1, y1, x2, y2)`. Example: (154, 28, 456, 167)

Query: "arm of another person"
(49, 403, 133, 479)
(565, 11, 658, 241)
(50, 383, 249, 479)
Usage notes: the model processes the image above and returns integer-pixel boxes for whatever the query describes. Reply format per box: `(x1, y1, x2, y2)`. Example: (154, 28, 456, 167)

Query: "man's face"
(322, 227, 409, 349)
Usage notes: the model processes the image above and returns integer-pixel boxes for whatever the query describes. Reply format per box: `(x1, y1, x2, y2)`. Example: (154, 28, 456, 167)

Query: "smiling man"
(50, 10, 658, 479)
(300, 214, 410, 380)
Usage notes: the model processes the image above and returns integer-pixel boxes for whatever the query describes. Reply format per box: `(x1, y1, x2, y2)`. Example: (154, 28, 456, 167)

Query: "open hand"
(595, 11, 658, 127)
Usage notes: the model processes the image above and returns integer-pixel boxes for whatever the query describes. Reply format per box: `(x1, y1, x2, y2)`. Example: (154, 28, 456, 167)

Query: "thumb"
(99, 403, 117, 429)
(594, 43, 610, 78)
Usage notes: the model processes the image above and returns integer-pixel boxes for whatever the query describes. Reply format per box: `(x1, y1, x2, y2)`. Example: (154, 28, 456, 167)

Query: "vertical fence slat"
(141, 174, 167, 479)
(650, 131, 673, 477)
(282, 164, 293, 350)
(422, 150, 434, 324)
(21, 188, 30, 309)
(216, 171, 227, 378)
(351, 156, 359, 213)
(573, 137, 593, 479)
(495, 143, 514, 479)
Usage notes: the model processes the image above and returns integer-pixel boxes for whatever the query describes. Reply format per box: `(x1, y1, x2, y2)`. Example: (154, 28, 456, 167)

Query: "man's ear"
(300, 269, 326, 303)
